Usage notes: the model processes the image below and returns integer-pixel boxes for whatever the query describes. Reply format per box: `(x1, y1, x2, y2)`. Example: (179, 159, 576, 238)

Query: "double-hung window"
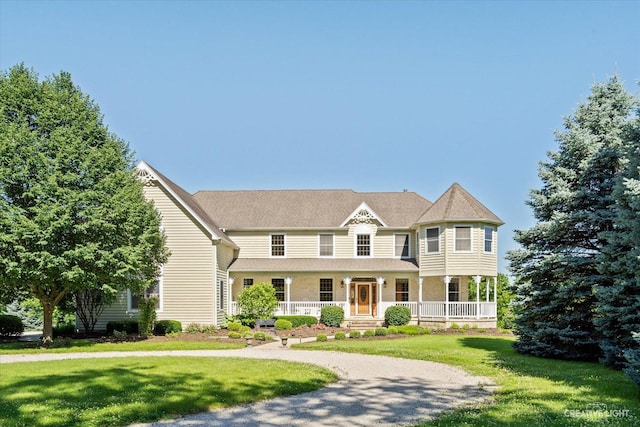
(271, 234, 285, 257)
(394, 234, 410, 258)
(129, 280, 161, 311)
(272, 278, 285, 301)
(356, 234, 371, 256)
(448, 278, 460, 302)
(319, 278, 333, 301)
(425, 227, 440, 253)
(484, 226, 494, 253)
(454, 226, 472, 252)
(395, 278, 409, 302)
(319, 234, 334, 257)
(243, 278, 253, 289)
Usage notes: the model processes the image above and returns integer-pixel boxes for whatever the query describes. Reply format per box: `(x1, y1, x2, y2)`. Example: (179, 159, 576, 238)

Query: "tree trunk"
(41, 300, 55, 344)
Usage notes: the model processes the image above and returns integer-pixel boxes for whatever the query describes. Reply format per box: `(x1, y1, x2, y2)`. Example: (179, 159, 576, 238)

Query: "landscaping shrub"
(384, 305, 411, 326)
(275, 319, 293, 330)
(139, 296, 158, 338)
(53, 323, 75, 337)
(375, 327, 388, 336)
(112, 330, 128, 342)
(0, 314, 24, 337)
(395, 325, 427, 335)
(237, 283, 279, 321)
(106, 320, 138, 335)
(154, 320, 182, 335)
(227, 321, 242, 332)
(316, 334, 328, 342)
(349, 330, 361, 339)
(184, 323, 217, 334)
(274, 315, 317, 328)
(320, 305, 344, 327)
(363, 329, 375, 338)
(387, 326, 399, 335)
(227, 331, 242, 339)
(253, 332, 267, 341)
(335, 332, 346, 340)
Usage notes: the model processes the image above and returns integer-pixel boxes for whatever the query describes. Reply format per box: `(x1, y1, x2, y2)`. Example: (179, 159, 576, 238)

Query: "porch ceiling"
(228, 258, 419, 272)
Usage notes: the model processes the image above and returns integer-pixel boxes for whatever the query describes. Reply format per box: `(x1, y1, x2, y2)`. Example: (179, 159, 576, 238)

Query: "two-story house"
(96, 161, 503, 330)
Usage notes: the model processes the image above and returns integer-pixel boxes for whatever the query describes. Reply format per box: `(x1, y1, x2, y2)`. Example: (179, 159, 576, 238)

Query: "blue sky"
(1, 1, 639, 272)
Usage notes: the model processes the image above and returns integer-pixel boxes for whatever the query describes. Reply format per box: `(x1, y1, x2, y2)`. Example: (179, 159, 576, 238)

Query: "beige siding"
(95, 183, 219, 331)
(215, 244, 236, 324)
(228, 232, 269, 258)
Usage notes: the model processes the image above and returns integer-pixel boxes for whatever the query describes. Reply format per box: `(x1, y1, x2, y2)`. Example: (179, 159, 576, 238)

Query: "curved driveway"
(1, 340, 496, 427)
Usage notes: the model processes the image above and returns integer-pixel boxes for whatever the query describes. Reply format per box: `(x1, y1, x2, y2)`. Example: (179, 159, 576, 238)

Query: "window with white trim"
(319, 278, 333, 301)
(425, 227, 440, 253)
(454, 226, 472, 252)
(395, 278, 409, 302)
(319, 234, 334, 257)
(271, 234, 285, 257)
(219, 280, 225, 310)
(128, 280, 160, 311)
(272, 278, 285, 301)
(484, 226, 494, 253)
(448, 278, 460, 302)
(356, 234, 371, 257)
(394, 234, 410, 258)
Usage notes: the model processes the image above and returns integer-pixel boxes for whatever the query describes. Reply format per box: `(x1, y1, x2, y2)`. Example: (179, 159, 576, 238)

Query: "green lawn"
(0, 356, 337, 427)
(297, 334, 640, 426)
(0, 338, 244, 354)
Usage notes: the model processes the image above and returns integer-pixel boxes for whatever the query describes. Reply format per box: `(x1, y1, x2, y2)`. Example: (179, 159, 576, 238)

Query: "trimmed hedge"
(316, 334, 328, 342)
(320, 305, 344, 327)
(154, 320, 182, 335)
(274, 315, 318, 328)
(0, 314, 24, 337)
(363, 329, 375, 338)
(334, 332, 346, 340)
(275, 319, 293, 330)
(349, 330, 361, 339)
(384, 305, 412, 326)
(106, 320, 139, 335)
(53, 323, 75, 337)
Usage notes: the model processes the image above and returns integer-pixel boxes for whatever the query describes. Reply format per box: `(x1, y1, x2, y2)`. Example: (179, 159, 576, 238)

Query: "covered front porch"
(228, 270, 498, 327)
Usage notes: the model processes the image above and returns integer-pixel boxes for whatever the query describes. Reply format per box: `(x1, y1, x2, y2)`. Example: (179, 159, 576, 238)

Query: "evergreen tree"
(507, 77, 635, 361)
(0, 64, 169, 341)
(596, 97, 640, 368)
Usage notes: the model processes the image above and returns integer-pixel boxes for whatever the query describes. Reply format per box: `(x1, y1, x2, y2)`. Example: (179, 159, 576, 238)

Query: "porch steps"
(346, 319, 384, 329)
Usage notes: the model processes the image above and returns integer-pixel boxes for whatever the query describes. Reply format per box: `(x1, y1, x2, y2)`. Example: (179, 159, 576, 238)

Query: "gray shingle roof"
(192, 190, 432, 228)
(415, 183, 504, 225)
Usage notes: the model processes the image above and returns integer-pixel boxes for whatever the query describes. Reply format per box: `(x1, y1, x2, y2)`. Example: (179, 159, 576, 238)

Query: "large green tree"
(507, 77, 636, 361)
(596, 96, 640, 368)
(0, 64, 169, 341)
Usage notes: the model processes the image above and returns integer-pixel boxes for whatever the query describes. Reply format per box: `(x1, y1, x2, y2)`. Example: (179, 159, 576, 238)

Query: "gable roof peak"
(416, 182, 503, 225)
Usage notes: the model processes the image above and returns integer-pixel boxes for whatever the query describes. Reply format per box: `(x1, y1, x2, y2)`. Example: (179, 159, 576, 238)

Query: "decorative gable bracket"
(136, 163, 158, 185)
(340, 202, 387, 227)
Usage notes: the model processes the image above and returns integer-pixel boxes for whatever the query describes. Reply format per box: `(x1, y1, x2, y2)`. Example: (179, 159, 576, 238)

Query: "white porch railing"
(230, 301, 496, 319)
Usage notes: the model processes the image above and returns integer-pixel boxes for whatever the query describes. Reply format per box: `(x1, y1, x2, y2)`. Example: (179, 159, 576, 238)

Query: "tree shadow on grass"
(0, 357, 334, 427)
(444, 337, 640, 426)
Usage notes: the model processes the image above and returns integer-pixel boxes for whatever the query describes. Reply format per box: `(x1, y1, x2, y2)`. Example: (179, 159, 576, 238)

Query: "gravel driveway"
(1, 339, 496, 426)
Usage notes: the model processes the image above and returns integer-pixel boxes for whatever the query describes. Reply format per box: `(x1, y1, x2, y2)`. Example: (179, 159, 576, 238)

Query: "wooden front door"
(357, 284, 370, 315)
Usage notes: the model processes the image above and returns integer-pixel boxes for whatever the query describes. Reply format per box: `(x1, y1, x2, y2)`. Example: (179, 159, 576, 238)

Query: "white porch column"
(344, 277, 351, 316)
(486, 278, 490, 303)
(285, 277, 292, 315)
(444, 275, 451, 319)
(475, 275, 481, 319)
(228, 277, 235, 316)
(376, 277, 385, 318)
(418, 277, 423, 323)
